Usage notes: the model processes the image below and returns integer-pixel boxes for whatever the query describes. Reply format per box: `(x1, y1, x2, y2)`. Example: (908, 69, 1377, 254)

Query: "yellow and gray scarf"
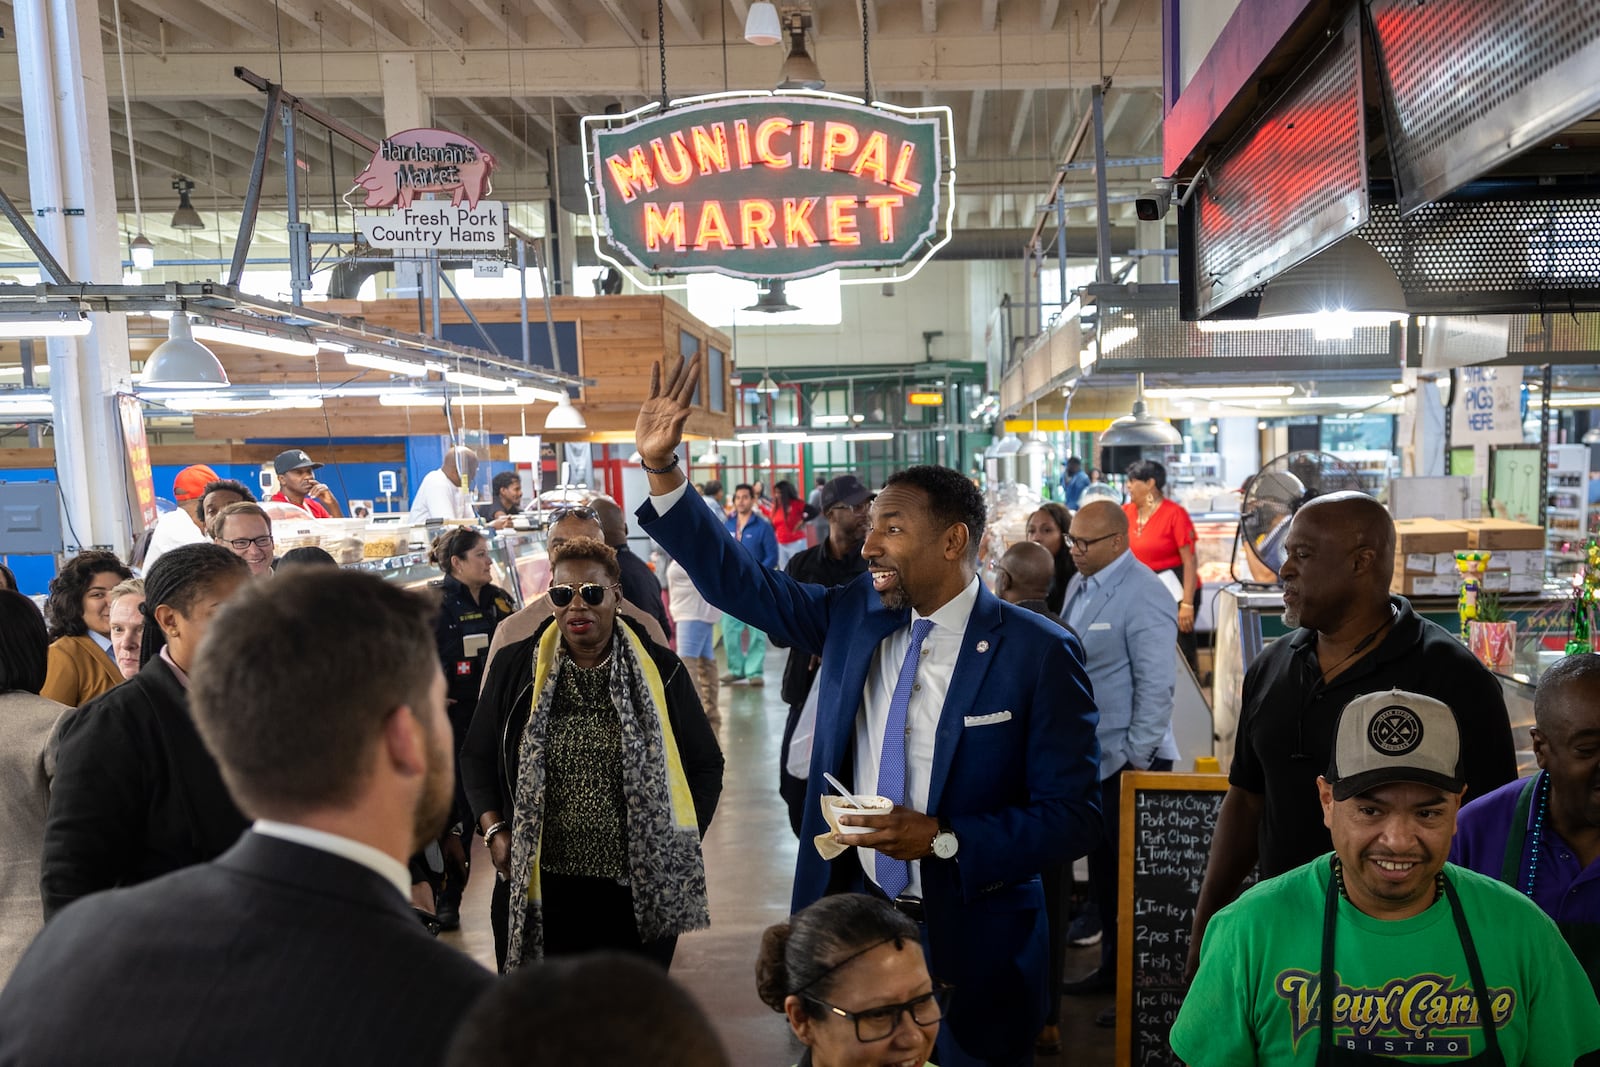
(504, 621, 709, 969)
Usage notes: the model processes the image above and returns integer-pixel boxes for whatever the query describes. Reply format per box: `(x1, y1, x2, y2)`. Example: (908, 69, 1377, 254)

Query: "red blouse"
(767, 497, 808, 545)
(1123, 497, 1199, 580)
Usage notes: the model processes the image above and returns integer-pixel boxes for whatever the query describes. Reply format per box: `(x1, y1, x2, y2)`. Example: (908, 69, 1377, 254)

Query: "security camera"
(1135, 178, 1174, 222)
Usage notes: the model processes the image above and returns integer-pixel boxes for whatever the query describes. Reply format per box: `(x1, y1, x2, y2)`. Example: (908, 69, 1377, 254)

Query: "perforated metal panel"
(1358, 195, 1600, 313)
(1368, 0, 1600, 215)
(1190, 11, 1367, 320)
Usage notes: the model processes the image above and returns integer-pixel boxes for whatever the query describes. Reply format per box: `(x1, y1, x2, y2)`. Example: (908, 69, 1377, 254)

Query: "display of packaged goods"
(1393, 574, 1460, 597)
(1447, 518, 1545, 551)
(1392, 518, 1471, 555)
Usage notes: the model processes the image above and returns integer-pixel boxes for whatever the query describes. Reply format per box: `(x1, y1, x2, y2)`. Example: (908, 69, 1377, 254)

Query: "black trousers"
(489, 870, 677, 973)
(1089, 758, 1171, 974)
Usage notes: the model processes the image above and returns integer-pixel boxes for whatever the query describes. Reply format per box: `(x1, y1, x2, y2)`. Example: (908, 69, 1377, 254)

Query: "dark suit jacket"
(616, 545, 673, 641)
(640, 487, 1101, 1063)
(41, 655, 249, 919)
(0, 832, 492, 1064)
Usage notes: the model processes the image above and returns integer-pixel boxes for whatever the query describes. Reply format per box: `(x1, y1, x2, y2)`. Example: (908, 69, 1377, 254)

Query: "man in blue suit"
(1057, 500, 1178, 1027)
(633, 355, 1100, 1067)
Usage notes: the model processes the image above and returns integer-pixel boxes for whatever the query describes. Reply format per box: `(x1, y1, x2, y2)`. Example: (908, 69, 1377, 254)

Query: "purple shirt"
(1451, 774, 1600, 925)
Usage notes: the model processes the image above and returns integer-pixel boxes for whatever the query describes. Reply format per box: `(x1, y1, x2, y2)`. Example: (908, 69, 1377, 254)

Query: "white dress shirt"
(406, 468, 474, 523)
(852, 575, 979, 899)
(252, 820, 412, 901)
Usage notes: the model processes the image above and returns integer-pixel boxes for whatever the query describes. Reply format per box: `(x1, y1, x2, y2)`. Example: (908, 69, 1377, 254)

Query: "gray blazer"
(0, 691, 68, 987)
(1061, 553, 1179, 778)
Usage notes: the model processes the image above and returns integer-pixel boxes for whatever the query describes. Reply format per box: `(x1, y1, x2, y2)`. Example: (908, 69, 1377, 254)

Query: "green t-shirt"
(1170, 857, 1600, 1065)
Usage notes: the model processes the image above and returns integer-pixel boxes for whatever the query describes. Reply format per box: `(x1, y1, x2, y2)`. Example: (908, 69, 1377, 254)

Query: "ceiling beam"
(393, 0, 465, 52)
(459, 0, 523, 44)
(661, 0, 701, 41)
(316, 0, 408, 47)
(1101, 89, 1136, 144)
(966, 88, 986, 160)
(922, 0, 937, 33)
(1051, 88, 1088, 156)
(855, 0, 878, 35)
(200, 0, 283, 41)
(988, 194, 1004, 229)
(1091, 0, 1129, 26)
(981, 0, 999, 32)
(124, 0, 236, 47)
(1041, 0, 1061, 31)
(531, 0, 585, 43)
(1008, 88, 1035, 156)
(594, 0, 646, 46)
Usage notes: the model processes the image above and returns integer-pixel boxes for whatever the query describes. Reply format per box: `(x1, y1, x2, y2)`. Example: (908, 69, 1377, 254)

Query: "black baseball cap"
(273, 448, 323, 476)
(1326, 690, 1466, 801)
(820, 474, 874, 512)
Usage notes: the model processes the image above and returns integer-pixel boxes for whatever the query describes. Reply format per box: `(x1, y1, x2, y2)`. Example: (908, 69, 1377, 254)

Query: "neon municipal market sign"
(583, 91, 954, 285)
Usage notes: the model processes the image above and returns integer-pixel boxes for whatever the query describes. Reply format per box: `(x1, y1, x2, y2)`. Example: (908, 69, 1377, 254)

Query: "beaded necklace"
(1522, 770, 1551, 898)
(1332, 855, 1445, 907)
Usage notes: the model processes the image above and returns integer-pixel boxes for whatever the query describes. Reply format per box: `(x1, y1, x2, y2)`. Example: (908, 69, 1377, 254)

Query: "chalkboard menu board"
(1116, 772, 1245, 1067)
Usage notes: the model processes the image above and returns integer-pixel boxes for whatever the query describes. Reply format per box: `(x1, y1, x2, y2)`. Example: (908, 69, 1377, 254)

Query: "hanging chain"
(657, 0, 669, 106)
(861, 0, 873, 102)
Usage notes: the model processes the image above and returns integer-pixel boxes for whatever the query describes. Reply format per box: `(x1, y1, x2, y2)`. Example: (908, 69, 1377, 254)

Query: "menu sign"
(116, 393, 158, 531)
(586, 93, 950, 281)
(1117, 772, 1254, 1067)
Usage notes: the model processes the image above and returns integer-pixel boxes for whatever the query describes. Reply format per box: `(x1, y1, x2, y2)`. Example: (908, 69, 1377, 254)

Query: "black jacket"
(460, 614, 723, 836)
(617, 545, 673, 641)
(41, 656, 249, 920)
(778, 540, 869, 706)
(0, 833, 491, 1065)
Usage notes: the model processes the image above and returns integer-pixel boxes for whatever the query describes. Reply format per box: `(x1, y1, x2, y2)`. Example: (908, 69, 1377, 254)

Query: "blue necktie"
(876, 617, 935, 900)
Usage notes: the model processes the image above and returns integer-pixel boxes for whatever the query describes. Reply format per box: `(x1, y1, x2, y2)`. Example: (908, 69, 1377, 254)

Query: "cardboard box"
(1394, 519, 1472, 555)
(1447, 519, 1546, 551)
(1398, 552, 1439, 575)
(1393, 574, 1460, 597)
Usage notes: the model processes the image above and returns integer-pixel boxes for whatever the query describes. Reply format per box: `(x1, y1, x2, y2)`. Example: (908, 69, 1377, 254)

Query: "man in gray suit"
(1058, 501, 1178, 1026)
(0, 570, 492, 1064)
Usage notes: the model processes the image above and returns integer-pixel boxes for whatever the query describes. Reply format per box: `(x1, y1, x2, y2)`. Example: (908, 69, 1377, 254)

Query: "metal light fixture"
(777, 14, 824, 90)
(1256, 237, 1407, 317)
(744, 1, 782, 45)
(130, 235, 155, 271)
(544, 391, 588, 430)
(1099, 374, 1182, 448)
(170, 177, 204, 230)
(112, 3, 156, 272)
(141, 313, 229, 388)
(755, 374, 781, 394)
(745, 278, 799, 313)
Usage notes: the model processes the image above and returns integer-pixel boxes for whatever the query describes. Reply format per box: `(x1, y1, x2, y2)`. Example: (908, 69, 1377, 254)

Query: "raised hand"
(634, 351, 703, 469)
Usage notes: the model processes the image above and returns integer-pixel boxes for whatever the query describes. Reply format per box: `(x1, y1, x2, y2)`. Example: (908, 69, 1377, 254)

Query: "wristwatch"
(931, 821, 959, 860)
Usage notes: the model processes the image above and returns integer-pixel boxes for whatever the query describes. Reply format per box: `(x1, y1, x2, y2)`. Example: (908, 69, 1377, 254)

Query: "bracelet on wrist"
(482, 820, 508, 846)
(639, 453, 680, 475)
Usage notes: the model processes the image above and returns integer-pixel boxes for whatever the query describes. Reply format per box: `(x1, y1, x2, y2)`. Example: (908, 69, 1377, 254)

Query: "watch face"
(933, 832, 958, 859)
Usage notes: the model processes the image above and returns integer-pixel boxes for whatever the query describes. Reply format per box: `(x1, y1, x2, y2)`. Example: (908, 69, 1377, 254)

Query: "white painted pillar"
(1217, 417, 1260, 492)
(1135, 216, 1167, 284)
(17, 0, 136, 556)
(380, 53, 428, 295)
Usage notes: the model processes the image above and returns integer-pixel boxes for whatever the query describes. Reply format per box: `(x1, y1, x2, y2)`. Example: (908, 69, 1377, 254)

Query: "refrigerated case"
(1546, 443, 1590, 573)
(346, 526, 551, 608)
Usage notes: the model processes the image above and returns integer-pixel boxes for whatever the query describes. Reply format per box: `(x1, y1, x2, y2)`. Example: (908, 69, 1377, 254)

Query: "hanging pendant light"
(744, 279, 799, 313)
(1099, 373, 1181, 447)
(777, 14, 824, 90)
(142, 313, 229, 388)
(544, 391, 587, 430)
(170, 177, 204, 230)
(129, 235, 155, 271)
(744, 1, 782, 45)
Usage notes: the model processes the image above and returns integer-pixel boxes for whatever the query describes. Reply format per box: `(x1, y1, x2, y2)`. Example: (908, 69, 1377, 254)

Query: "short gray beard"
(1283, 607, 1302, 629)
(878, 586, 911, 612)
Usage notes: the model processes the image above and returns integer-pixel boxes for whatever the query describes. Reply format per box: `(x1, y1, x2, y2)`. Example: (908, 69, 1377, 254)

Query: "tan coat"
(41, 636, 122, 708)
(0, 690, 68, 987)
(481, 592, 669, 690)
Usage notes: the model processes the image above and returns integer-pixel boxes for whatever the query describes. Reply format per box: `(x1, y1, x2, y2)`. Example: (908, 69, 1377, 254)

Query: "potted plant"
(1468, 592, 1517, 672)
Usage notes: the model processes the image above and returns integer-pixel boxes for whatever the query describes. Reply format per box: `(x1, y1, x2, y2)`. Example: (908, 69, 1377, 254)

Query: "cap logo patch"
(1368, 705, 1423, 755)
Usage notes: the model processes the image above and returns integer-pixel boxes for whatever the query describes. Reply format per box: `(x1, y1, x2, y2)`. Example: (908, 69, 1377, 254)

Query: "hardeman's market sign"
(584, 93, 952, 282)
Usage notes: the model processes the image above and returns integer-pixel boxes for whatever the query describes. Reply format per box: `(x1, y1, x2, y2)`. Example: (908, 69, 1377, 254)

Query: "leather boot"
(693, 657, 721, 731)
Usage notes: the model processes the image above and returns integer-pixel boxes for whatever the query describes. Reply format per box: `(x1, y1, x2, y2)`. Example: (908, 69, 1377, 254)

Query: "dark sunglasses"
(547, 506, 598, 524)
(548, 582, 614, 607)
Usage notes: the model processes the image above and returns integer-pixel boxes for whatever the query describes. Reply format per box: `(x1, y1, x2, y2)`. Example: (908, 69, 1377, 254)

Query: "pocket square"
(963, 710, 1012, 727)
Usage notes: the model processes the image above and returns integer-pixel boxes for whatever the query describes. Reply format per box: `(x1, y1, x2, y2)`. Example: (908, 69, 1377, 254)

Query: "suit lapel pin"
(975, 640, 990, 653)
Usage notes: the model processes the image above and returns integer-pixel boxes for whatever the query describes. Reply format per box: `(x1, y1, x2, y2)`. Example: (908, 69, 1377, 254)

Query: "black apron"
(1317, 860, 1504, 1066)
(1498, 772, 1600, 994)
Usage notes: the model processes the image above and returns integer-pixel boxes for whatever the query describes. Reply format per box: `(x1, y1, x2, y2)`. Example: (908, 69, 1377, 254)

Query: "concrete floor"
(446, 646, 1117, 1064)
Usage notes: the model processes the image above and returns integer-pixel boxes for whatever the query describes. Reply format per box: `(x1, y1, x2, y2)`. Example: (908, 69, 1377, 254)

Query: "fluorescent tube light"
(346, 351, 430, 377)
(379, 393, 531, 407)
(191, 323, 318, 357)
(1144, 386, 1295, 400)
(443, 369, 513, 391)
(0, 314, 93, 338)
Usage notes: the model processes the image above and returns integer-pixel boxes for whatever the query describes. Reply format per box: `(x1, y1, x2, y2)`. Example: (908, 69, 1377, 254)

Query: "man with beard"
(1186, 492, 1516, 980)
(632, 354, 1100, 1067)
(775, 473, 875, 836)
(1452, 652, 1600, 994)
(0, 570, 492, 1064)
(1173, 690, 1600, 1065)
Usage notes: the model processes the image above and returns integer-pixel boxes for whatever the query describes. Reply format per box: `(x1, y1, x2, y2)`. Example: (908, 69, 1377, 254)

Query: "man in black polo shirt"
(776, 473, 873, 835)
(1186, 492, 1516, 978)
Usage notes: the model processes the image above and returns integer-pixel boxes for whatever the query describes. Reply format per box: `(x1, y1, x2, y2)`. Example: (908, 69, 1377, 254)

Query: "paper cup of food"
(827, 794, 894, 835)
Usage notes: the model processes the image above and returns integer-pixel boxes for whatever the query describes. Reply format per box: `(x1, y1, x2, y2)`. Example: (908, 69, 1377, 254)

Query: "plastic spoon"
(822, 771, 869, 809)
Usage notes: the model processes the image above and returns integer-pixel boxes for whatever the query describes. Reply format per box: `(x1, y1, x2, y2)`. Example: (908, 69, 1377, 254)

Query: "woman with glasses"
(1024, 502, 1077, 615)
(208, 501, 276, 579)
(41, 544, 251, 919)
(40, 550, 134, 707)
(422, 527, 515, 930)
(757, 893, 947, 1067)
(462, 536, 723, 972)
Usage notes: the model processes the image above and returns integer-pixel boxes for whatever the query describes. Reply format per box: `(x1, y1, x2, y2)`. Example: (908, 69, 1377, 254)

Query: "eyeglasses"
(828, 499, 871, 514)
(547, 506, 598, 524)
(808, 985, 953, 1043)
(1067, 532, 1119, 553)
(224, 535, 274, 552)
(547, 582, 616, 607)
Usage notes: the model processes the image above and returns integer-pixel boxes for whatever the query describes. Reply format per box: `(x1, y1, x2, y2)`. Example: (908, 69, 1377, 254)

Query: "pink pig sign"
(354, 128, 497, 209)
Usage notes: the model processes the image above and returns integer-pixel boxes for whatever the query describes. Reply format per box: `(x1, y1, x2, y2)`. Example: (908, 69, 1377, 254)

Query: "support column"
(1135, 216, 1167, 284)
(380, 53, 428, 295)
(17, 0, 136, 556)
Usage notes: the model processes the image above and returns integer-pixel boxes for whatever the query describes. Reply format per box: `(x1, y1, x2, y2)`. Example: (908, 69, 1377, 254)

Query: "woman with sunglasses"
(41, 543, 251, 919)
(757, 893, 947, 1067)
(462, 536, 723, 972)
